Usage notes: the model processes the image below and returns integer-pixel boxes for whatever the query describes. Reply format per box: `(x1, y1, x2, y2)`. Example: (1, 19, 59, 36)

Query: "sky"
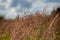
(0, 0, 60, 19)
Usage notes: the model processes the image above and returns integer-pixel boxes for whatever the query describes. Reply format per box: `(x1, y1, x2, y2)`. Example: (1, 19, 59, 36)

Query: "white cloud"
(0, 0, 12, 9)
(0, 0, 18, 20)
(0, 0, 60, 19)
(45, 3, 60, 14)
(4, 8, 18, 20)
(30, 0, 60, 14)
(5, 0, 13, 10)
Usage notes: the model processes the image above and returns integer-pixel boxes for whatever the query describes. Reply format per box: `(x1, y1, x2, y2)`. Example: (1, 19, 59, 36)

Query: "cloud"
(4, 8, 18, 20)
(0, 0, 17, 20)
(0, 0, 60, 19)
(30, 0, 60, 14)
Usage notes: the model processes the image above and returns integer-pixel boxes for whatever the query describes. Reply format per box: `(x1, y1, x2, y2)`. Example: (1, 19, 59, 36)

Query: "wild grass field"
(0, 10, 60, 40)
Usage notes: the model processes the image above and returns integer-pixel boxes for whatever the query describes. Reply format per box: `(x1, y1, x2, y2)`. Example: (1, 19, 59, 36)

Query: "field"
(0, 11, 60, 40)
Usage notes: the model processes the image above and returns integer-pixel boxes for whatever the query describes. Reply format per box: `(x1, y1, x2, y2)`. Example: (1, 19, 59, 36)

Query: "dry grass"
(0, 11, 60, 40)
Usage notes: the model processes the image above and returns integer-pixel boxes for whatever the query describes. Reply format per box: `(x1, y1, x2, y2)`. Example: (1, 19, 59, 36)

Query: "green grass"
(0, 32, 10, 40)
(25, 34, 36, 40)
(25, 28, 44, 40)
(25, 21, 47, 40)
(55, 26, 60, 40)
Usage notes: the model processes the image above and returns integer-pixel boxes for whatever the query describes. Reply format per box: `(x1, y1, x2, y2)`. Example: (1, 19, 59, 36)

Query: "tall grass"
(0, 31, 10, 40)
(0, 10, 60, 40)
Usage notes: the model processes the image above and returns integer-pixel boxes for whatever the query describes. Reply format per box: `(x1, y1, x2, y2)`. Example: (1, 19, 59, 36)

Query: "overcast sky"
(0, 0, 60, 19)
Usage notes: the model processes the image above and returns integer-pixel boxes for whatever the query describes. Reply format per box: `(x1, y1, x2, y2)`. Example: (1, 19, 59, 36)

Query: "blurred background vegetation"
(0, 16, 3, 20)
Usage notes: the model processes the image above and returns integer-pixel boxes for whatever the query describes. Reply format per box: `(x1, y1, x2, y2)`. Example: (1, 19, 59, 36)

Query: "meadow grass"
(0, 31, 10, 40)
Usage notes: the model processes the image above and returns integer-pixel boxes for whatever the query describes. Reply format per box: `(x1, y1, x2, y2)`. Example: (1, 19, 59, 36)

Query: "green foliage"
(0, 16, 3, 20)
(36, 29, 44, 40)
(25, 35, 36, 40)
(0, 32, 10, 40)
(25, 28, 44, 40)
